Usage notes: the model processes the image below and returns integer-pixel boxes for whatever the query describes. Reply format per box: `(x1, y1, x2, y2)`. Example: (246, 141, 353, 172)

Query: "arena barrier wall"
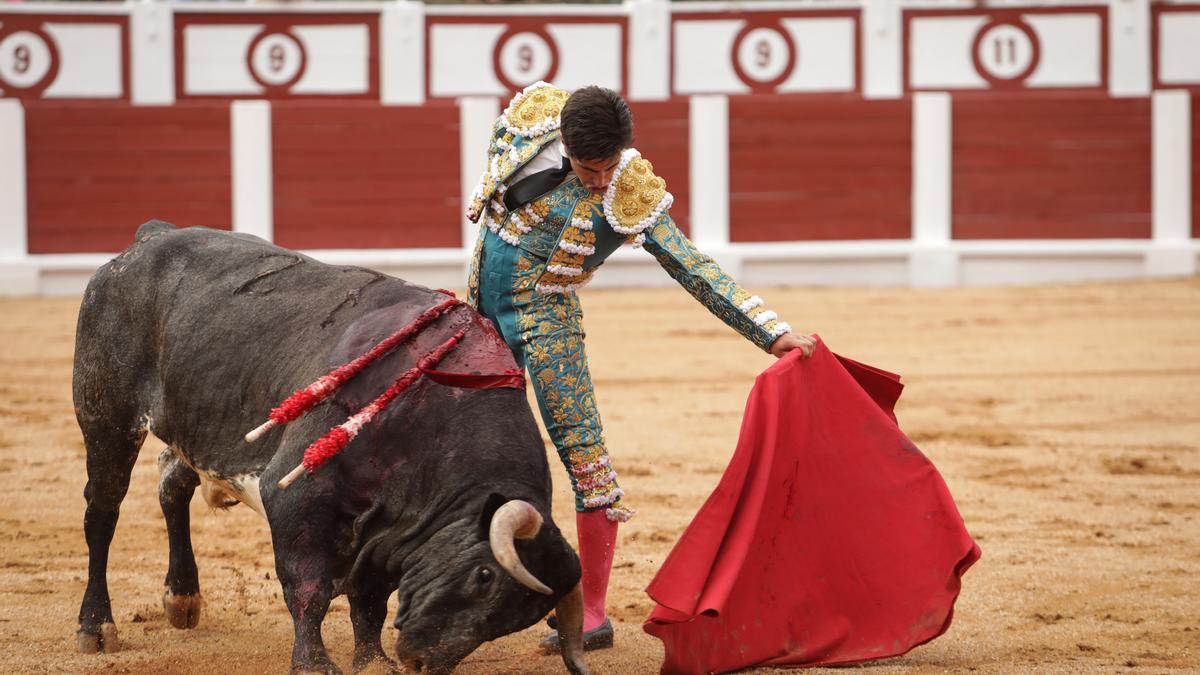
(0, 0, 1197, 296)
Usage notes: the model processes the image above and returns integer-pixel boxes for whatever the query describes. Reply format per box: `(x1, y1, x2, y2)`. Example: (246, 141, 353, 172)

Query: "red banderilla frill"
(276, 327, 468, 489)
(244, 297, 459, 443)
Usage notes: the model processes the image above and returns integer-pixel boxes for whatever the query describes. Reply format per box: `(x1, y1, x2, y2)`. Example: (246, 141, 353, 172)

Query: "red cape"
(643, 339, 980, 673)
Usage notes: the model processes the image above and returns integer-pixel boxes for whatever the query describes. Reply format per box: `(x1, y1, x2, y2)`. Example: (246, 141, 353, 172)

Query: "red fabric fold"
(643, 337, 980, 673)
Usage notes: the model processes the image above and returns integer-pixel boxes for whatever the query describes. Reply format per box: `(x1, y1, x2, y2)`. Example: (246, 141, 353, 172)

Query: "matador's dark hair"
(560, 86, 634, 161)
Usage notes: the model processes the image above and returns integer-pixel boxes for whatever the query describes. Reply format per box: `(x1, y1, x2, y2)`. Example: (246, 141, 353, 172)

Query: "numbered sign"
(248, 30, 307, 92)
(672, 10, 859, 95)
(905, 7, 1106, 92)
(494, 28, 557, 91)
(0, 29, 56, 93)
(175, 13, 378, 99)
(0, 14, 126, 100)
(425, 14, 625, 98)
(972, 20, 1039, 87)
(732, 25, 796, 91)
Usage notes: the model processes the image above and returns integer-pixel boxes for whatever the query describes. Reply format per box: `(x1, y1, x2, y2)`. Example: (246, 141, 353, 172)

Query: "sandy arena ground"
(1, 278, 1198, 674)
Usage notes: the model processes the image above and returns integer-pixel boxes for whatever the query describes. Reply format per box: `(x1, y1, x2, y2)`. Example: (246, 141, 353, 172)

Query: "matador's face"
(567, 153, 622, 194)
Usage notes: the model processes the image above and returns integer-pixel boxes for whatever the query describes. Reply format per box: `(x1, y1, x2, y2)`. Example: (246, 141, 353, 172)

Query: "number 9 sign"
(493, 27, 558, 93)
(731, 21, 796, 93)
(0, 25, 59, 97)
(247, 30, 307, 93)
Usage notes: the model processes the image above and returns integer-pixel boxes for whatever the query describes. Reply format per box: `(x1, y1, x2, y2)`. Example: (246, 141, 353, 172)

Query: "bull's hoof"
(75, 622, 120, 654)
(351, 655, 402, 674)
(290, 661, 343, 675)
(162, 590, 203, 629)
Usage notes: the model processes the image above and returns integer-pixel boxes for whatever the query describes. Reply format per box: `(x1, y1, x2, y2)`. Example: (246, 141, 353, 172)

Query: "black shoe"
(539, 618, 614, 654)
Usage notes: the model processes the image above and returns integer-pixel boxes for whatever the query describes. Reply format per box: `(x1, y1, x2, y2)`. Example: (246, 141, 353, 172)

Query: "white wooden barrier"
(0, 0, 1197, 296)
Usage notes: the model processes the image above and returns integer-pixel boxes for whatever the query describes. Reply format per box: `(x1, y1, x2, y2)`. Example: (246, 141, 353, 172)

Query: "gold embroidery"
(606, 155, 671, 235)
(507, 87, 570, 135)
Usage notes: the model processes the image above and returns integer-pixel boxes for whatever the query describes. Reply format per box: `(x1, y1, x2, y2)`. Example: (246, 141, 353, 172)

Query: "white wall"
(0, 0, 1196, 296)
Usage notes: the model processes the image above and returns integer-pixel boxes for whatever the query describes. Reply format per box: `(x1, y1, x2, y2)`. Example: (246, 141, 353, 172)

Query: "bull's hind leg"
(158, 449, 204, 629)
(75, 417, 146, 654)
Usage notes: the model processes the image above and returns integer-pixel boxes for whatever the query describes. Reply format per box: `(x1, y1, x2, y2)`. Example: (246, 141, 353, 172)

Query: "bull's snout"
(395, 637, 456, 675)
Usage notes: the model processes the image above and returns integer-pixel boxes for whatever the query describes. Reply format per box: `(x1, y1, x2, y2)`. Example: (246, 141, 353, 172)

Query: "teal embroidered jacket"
(465, 82, 792, 352)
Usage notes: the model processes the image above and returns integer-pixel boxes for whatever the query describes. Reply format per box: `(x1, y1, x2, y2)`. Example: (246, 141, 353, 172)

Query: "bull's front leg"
(348, 580, 400, 673)
(272, 520, 341, 674)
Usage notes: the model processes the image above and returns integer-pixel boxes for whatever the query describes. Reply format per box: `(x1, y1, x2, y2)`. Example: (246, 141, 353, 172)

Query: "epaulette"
(603, 149, 673, 241)
(501, 81, 571, 139)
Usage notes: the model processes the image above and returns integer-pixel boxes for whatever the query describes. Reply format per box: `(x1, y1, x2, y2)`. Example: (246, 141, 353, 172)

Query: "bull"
(72, 221, 588, 674)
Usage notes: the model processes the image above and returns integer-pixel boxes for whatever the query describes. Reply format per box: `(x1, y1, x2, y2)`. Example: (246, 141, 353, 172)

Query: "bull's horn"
(555, 583, 589, 675)
(488, 501, 552, 595)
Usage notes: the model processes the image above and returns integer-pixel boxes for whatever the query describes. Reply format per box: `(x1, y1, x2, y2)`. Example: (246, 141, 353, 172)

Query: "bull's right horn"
(488, 500, 553, 595)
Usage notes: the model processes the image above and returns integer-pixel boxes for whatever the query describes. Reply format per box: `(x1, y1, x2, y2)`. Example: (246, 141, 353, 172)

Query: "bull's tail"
(135, 219, 177, 241)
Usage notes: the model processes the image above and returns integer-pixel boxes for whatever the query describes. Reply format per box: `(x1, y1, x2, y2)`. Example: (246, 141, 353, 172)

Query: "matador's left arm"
(641, 214, 793, 353)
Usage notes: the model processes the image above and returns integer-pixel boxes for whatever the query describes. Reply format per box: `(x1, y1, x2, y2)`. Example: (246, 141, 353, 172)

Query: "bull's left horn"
(488, 501, 553, 595)
(555, 583, 589, 675)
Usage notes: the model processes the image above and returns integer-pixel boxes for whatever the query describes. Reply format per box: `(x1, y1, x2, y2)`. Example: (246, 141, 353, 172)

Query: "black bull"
(72, 221, 588, 674)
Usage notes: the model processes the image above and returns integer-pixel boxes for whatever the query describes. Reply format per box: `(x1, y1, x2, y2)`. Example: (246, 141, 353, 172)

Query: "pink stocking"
(576, 510, 618, 632)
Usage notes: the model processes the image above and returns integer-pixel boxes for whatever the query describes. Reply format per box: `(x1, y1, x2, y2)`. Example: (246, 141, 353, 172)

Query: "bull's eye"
(476, 566, 494, 584)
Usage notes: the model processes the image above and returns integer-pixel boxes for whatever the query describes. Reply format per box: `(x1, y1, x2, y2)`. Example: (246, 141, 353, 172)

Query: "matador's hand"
(769, 332, 816, 359)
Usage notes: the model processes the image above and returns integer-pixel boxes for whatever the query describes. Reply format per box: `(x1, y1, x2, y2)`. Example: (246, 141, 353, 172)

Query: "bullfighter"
(464, 82, 814, 651)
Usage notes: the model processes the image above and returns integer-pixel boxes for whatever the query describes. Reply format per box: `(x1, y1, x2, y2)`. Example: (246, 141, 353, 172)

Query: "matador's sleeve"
(641, 214, 793, 352)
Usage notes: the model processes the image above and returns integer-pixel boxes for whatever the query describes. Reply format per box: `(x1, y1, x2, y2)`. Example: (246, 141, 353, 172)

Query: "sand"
(1, 278, 1198, 674)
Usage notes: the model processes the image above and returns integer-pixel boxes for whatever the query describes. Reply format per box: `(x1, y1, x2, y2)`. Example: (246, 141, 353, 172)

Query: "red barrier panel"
(271, 101, 461, 249)
(952, 93, 1151, 239)
(24, 102, 231, 254)
(728, 96, 911, 242)
(629, 99, 690, 235)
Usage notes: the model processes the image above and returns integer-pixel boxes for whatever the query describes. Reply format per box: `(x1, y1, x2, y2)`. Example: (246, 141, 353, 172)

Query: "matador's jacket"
(465, 82, 793, 521)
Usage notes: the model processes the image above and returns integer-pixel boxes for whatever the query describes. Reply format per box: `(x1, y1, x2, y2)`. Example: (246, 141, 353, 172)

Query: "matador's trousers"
(475, 229, 632, 520)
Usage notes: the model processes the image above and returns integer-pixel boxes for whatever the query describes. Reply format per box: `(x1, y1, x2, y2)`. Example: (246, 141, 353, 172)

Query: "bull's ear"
(478, 492, 508, 536)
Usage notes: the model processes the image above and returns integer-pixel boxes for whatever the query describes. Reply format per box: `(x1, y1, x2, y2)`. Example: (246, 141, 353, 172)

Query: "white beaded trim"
(495, 136, 521, 164)
(510, 213, 531, 234)
(576, 470, 617, 492)
(501, 81, 562, 138)
(739, 296, 763, 313)
(602, 148, 674, 236)
(546, 263, 584, 277)
(571, 217, 593, 231)
(752, 310, 779, 327)
(535, 274, 593, 294)
(466, 171, 489, 221)
(558, 240, 595, 256)
(497, 228, 520, 246)
(484, 212, 520, 246)
(572, 454, 611, 476)
(605, 506, 635, 522)
(582, 486, 624, 509)
(768, 322, 793, 339)
(523, 204, 544, 224)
